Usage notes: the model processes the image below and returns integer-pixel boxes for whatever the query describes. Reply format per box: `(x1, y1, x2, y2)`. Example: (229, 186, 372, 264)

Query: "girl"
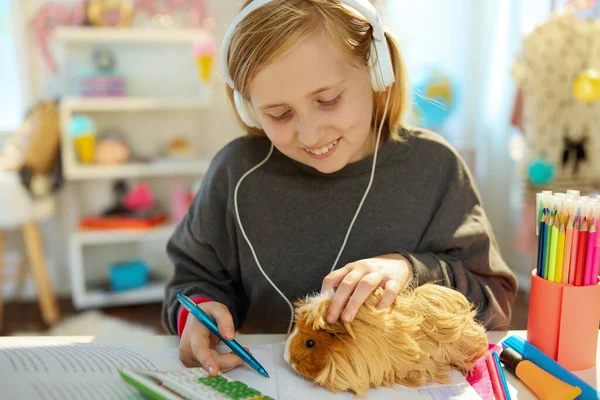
(161, 0, 517, 377)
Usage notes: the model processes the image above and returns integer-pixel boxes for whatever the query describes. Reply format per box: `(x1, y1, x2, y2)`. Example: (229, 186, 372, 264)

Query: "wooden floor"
(0, 291, 530, 336)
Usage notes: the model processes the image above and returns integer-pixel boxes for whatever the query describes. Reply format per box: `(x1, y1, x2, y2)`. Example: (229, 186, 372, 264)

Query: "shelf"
(73, 225, 176, 245)
(75, 281, 167, 308)
(65, 158, 211, 180)
(54, 27, 210, 44)
(62, 97, 210, 112)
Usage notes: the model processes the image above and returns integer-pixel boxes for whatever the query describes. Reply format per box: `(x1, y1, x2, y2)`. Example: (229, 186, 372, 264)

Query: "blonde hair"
(226, 0, 411, 141)
(287, 284, 488, 397)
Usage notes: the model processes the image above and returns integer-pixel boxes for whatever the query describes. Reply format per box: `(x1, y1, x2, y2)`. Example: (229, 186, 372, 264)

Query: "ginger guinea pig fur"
(283, 283, 488, 397)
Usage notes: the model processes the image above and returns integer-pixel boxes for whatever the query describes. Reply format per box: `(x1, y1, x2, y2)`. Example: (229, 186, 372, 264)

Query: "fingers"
(190, 329, 220, 376)
(215, 352, 245, 373)
(210, 304, 235, 340)
(325, 269, 365, 323)
(376, 279, 400, 310)
(321, 264, 352, 294)
(341, 272, 383, 322)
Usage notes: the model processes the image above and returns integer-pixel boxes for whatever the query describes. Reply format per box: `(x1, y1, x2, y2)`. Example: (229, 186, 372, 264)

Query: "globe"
(411, 68, 458, 130)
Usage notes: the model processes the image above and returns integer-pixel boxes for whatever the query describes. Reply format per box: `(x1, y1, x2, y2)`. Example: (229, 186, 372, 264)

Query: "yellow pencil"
(548, 216, 559, 282)
(562, 215, 574, 284)
(555, 220, 565, 283)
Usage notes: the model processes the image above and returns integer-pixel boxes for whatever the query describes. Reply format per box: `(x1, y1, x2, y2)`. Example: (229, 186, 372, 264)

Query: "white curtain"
(383, 0, 555, 289)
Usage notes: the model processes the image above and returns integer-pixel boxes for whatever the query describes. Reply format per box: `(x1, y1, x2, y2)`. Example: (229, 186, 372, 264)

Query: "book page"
(0, 342, 183, 400)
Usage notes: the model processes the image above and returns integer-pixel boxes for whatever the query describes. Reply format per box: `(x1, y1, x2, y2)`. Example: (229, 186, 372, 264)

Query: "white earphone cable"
(329, 88, 392, 274)
(233, 143, 297, 334)
(234, 88, 392, 335)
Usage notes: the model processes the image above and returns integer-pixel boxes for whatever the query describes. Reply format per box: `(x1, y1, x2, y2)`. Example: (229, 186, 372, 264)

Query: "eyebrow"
(258, 79, 347, 110)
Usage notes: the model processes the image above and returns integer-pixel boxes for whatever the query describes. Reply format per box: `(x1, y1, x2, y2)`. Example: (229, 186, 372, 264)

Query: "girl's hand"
(321, 253, 413, 323)
(178, 301, 245, 376)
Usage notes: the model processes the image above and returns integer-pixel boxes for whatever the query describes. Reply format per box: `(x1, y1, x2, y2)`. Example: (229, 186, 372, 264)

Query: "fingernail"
(342, 312, 352, 322)
(326, 315, 335, 323)
(225, 329, 234, 339)
(208, 366, 215, 375)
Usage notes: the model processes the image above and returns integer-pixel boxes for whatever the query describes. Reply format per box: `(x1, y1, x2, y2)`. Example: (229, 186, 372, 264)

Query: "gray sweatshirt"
(161, 128, 518, 334)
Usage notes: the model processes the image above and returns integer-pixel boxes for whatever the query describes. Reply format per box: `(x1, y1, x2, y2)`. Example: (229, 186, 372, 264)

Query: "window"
(0, 0, 24, 134)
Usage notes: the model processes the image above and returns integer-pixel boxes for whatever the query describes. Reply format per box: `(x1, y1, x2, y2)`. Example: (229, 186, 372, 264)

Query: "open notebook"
(0, 339, 481, 399)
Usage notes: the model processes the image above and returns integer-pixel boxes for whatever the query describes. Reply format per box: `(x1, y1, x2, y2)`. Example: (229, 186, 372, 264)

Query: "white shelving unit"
(62, 96, 211, 112)
(54, 27, 211, 44)
(73, 225, 176, 246)
(56, 27, 214, 309)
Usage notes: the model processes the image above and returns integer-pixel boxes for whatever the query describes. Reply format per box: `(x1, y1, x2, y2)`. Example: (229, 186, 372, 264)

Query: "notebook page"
(0, 342, 183, 400)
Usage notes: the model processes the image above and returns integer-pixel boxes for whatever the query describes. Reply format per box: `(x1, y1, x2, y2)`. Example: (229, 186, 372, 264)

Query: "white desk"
(1, 330, 597, 399)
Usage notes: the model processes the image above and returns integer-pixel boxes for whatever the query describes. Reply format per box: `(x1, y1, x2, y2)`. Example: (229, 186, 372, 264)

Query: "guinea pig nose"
(306, 339, 315, 348)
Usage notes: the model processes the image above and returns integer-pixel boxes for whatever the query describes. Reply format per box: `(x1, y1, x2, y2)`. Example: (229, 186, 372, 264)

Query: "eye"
(318, 94, 342, 108)
(306, 339, 315, 348)
(270, 110, 292, 121)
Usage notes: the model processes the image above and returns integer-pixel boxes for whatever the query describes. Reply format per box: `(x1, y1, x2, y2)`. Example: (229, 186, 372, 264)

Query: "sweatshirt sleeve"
(161, 151, 247, 335)
(398, 146, 518, 331)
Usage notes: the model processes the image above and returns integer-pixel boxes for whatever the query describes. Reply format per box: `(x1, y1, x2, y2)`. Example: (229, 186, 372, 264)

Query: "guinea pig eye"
(306, 339, 315, 348)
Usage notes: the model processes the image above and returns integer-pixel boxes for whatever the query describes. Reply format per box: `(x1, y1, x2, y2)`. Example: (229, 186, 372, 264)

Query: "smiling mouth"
(304, 138, 340, 156)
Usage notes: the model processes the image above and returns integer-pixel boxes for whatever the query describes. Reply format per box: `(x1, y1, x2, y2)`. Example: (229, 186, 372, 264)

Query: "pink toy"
(170, 181, 191, 224)
(30, 2, 86, 74)
(123, 184, 155, 211)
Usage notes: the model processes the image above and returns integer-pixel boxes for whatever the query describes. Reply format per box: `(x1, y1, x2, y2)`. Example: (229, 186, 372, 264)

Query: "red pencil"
(485, 352, 506, 400)
(575, 218, 589, 286)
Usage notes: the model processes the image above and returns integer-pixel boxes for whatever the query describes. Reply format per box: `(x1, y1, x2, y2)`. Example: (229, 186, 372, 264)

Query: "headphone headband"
(221, 0, 386, 90)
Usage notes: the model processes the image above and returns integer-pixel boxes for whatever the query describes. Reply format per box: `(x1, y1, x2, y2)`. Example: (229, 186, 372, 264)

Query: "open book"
(0, 339, 481, 399)
(0, 340, 183, 399)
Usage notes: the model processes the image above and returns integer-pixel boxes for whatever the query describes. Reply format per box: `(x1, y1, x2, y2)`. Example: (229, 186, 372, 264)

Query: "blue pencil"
(493, 351, 512, 400)
(536, 210, 547, 277)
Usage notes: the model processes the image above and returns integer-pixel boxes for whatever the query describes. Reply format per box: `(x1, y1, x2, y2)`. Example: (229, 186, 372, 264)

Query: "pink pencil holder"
(526, 269, 600, 371)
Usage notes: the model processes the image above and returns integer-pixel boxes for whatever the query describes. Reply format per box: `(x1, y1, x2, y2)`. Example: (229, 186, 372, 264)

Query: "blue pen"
(176, 293, 269, 378)
(492, 351, 511, 400)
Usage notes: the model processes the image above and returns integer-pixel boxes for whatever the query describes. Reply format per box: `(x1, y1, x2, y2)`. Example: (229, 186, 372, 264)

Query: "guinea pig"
(283, 283, 488, 397)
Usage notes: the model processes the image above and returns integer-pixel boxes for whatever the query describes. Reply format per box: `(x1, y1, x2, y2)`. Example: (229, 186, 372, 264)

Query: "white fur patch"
(284, 327, 299, 369)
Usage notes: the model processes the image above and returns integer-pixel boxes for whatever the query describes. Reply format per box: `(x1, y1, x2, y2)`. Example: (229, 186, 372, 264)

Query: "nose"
(296, 113, 323, 147)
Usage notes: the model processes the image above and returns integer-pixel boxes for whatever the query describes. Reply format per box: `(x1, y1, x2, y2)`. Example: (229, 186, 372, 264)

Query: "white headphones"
(220, 0, 396, 129)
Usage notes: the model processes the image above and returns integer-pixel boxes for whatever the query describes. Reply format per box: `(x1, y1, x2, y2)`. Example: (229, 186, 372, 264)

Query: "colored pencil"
(589, 231, 600, 286)
(492, 351, 511, 400)
(584, 220, 597, 286)
(569, 217, 580, 285)
(485, 352, 505, 400)
(536, 211, 547, 277)
(548, 216, 559, 282)
(555, 220, 565, 283)
(562, 215, 574, 284)
(543, 212, 553, 280)
(575, 218, 589, 286)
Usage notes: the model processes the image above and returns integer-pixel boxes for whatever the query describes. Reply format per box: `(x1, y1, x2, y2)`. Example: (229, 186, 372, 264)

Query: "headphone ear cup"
(369, 39, 395, 92)
(234, 90, 261, 129)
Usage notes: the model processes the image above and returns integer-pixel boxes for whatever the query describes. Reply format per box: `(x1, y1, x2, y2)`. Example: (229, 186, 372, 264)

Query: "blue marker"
(176, 293, 269, 378)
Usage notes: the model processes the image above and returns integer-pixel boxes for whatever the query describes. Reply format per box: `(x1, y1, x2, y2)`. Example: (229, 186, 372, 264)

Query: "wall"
(3, 0, 245, 300)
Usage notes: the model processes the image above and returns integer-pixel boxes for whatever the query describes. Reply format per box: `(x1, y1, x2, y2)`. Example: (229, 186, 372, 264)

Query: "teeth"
(306, 139, 337, 155)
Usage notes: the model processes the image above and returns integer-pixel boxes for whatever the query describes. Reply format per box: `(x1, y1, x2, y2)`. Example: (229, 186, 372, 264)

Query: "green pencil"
(548, 215, 559, 282)
(543, 211, 554, 280)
